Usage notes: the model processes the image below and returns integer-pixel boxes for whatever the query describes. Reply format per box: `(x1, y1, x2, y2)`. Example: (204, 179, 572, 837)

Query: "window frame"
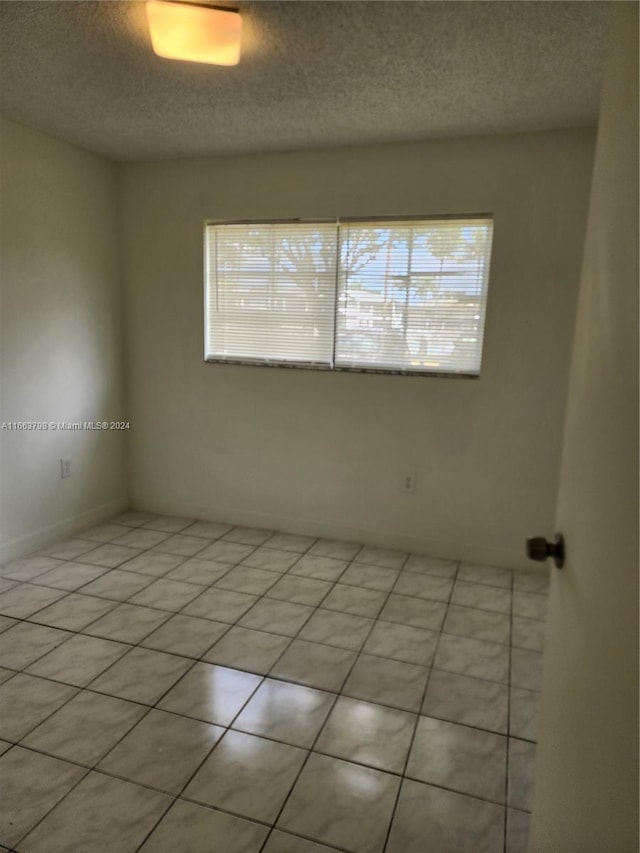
(203, 213, 493, 379)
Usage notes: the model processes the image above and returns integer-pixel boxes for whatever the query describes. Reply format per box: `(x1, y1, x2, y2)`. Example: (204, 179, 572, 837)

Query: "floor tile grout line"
(5, 638, 539, 763)
(6, 549, 550, 594)
(254, 552, 448, 678)
(28, 595, 156, 637)
(504, 564, 516, 852)
(203, 539, 350, 665)
(231, 557, 366, 721)
(227, 548, 363, 672)
(7, 636, 206, 784)
(380, 557, 461, 853)
(64, 531, 223, 574)
(2, 538, 264, 653)
(3, 592, 543, 662)
(2, 597, 238, 687)
(1, 563, 550, 635)
(1, 519, 544, 851)
(0, 731, 391, 853)
(2, 601, 547, 660)
(4, 541, 407, 588)
(8, 720, 522, 834)
(253, 693, 339, 851)
(12, 560, 114, 591)
(0, 571, 549, 641)
(9, 580, 539, 742)
(7, 631, 271, 851)
(0, 553, 537, 588)
(1, 574, 543, 718)
(0, 627, 102, 688)
(0, 551, 246, 760)
(0, 554, 71, 582)
(4, 521, 549, 593)
(3, 722, 534, 831)
(5, 680, 86, 748)
(246, 551, 402, 852)
(146, 589, 276, 736)
(1, 591, 541, 709)
(79, 574, 265, 712)
(1, 584, 105, 631)
(78, 640, 197, 701)
(15, 590, 177, 634)
(168, 534, 327, 631)
(130, 657, 274, 852)
(282, 571, 373, 645)
(209, 570, 334, 685)
(18, 696, 154, 771)
(262, 550, 409, 691)
(237, 673, 532, 739)
(9, 746, 94, 849)
(80, 605, 176, 645)
(256, 550, 415, 853)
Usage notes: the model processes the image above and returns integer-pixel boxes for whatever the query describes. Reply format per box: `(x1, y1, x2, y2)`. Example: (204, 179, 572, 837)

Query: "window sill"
(204, 357, 479, 379)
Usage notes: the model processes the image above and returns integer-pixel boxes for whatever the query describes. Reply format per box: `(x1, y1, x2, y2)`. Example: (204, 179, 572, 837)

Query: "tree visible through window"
(205, 216, 493, 375)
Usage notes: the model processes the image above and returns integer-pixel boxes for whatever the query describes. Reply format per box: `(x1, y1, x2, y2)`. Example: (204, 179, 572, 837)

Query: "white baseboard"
(0, 496, 130, 564)
(132, 494, 536, 571)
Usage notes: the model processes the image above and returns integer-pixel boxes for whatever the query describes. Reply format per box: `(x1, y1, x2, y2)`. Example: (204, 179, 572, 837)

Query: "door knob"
(526, 533, 565, 569)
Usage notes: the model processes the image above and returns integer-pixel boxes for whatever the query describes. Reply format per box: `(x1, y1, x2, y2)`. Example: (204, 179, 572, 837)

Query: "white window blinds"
(205, 216, 493, 375)
(205, 222, 337, 366)
(336, 218, 493, 374)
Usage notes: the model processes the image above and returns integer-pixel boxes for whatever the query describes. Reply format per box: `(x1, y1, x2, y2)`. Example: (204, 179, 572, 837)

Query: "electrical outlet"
(402, 471, 417, 494)
(60, 458, 72, 479)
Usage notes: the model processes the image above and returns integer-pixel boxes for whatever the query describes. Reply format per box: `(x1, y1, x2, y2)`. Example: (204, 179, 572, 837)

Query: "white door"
(528, 5, 639, 852)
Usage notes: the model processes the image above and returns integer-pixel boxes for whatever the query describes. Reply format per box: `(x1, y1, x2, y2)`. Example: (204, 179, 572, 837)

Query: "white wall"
(0, 118, 128, 560)
(530, 4, 639, 850)
(120, 128, 594, 567)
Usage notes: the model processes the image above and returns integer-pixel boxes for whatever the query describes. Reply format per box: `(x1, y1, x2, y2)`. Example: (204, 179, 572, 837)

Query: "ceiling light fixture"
(146, 1, 242, 66)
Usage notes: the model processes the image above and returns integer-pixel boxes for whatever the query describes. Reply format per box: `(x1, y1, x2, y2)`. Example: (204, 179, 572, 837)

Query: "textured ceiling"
(0, 0, 608, 162)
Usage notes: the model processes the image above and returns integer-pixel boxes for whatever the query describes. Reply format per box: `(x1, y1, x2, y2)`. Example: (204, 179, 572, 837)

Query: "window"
(205, 216, 493, 376)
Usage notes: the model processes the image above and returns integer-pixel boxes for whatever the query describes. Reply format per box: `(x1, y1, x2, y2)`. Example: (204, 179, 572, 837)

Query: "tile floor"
(0, 512, 549, 853)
